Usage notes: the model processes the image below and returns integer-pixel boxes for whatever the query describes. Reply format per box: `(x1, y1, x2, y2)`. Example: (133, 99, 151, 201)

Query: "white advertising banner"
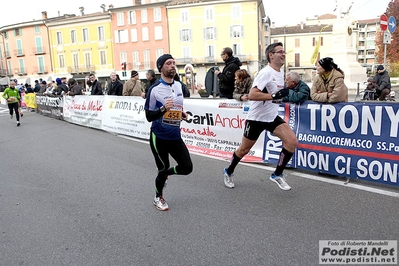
(62, 95, 264, 162)
(182, 99, 264, 162)
(63, 95, 104, 129)
(102, 96, 151, 139)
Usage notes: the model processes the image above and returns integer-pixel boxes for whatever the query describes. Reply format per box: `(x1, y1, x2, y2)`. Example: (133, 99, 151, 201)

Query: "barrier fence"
(24, 94, 399, 187)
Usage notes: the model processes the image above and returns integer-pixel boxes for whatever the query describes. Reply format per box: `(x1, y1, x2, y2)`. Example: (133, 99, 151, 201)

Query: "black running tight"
(149, 131, 193, 197)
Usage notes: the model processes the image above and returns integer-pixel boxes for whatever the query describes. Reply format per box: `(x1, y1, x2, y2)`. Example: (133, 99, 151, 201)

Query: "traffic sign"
(380, 14, 388, 31)
(383, 31, 392, 44)
(388, 16, 397, 33)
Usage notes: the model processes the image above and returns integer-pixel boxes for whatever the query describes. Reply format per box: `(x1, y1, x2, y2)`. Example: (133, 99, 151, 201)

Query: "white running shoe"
(223, 168, 234, 188)
(153, 196, 169, 211)
(270, 173, 291, 190)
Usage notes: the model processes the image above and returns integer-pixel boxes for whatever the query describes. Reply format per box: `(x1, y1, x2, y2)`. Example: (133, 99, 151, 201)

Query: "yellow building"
(167, 0, 265, 87)
(46, 11, 115, 88)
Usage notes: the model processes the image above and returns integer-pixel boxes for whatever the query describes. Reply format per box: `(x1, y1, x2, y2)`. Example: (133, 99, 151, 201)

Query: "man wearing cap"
(39, 80, 47, 93)
(107, 72, 123, 96)
(53, 77, 68, 95)
(374, 65, 391, 101)
(33, 80, 41, 93)
(123, 70, 144, 97)
(144, 54, 193, 211)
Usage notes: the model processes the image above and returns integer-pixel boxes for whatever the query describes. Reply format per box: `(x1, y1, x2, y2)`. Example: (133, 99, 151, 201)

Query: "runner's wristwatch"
(160, 106, 166, 113)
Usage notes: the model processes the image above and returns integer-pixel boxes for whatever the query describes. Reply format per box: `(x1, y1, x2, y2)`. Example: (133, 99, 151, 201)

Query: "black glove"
(272, 89, 290, 100)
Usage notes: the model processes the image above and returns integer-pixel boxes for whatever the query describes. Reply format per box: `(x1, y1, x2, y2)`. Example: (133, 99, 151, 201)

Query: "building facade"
(357, 18, 380, 73)
(0, 12, 57, 85)
(46, 10, 114, 87)
(167, 0, 266, 86)
(110, 0, 170, 80)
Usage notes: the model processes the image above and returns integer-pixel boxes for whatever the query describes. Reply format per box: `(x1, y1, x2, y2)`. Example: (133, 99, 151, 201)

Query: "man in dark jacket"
(107, 72, 123, 96)
(55, 77, 69, 95)
(66, 78, 83, 96)
(33, 80, 41, 93)
(89, 74, 103, 95)
(215, 47, 242, 99)
(282, 71, 310, 104)
(144, 69, 158, 98)
(39, 80, 47, 93)
(374, 65, 391, 101)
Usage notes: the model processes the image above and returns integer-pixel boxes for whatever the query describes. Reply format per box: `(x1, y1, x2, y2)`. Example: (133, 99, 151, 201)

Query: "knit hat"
(377, 65, 384, 71)
(41, 80, 47, 85)
(131, 70, 139, 78)
(156, 54, 174, 72)
(318, 57, 337, 71)
(56, 78, 62, 85)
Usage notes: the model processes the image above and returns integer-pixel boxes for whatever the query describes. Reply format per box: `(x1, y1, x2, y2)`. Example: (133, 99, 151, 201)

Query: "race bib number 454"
(162, 108, 182, 126)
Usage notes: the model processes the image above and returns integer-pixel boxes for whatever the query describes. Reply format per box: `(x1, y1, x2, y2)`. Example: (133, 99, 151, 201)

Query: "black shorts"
(243, 116, 285, 141)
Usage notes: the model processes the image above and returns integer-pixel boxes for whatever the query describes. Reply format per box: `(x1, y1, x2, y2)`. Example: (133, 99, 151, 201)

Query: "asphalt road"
(1, 106, 398, 266)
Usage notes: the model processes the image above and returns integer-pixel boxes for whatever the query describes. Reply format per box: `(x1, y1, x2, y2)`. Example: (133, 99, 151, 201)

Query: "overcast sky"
(0, 0, 393, 27)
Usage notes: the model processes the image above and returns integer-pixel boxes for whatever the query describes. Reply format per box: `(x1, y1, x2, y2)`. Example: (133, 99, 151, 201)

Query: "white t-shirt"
(247, 65, 284, 122)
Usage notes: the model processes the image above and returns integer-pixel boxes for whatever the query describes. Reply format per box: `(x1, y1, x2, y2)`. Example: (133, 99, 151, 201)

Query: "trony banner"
(264, 101, 399, 187)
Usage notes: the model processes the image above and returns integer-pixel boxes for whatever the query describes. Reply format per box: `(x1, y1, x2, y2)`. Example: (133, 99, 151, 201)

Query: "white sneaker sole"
(153, 200, 169, 211)
(224, 179, 234, 188)
(269, 177, 291, 191)
(223, 169, 234, 188)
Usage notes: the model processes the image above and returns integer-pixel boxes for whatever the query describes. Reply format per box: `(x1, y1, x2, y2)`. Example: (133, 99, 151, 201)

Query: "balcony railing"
(33, 47, 46, 55)
(4, 51, 11, 58)
(178, 55, 255, 65)
(175, 57, 193, 64)
(14, 49, 25, 57)
(33, 66, 48, 74)
(67, 65, 96, 74)
(0, 69, 8, 76)
(14, 68, 27, 75)
(129, 61, 156, 71)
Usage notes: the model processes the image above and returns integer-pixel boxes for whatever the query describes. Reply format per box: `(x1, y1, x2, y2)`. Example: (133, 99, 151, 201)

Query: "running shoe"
(269, 173, 291, 191)
(223, 168, 234, 188)
(153, 196, 169, 211)
(17, 121, 20, 127)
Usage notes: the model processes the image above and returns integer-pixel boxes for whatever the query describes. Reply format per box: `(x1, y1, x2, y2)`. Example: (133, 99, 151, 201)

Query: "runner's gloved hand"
(272, 89, 290, 100)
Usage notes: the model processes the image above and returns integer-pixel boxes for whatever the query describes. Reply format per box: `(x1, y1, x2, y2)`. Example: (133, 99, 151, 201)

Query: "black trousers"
(8, 102, 20, 121)
(149, 131, 193, 196)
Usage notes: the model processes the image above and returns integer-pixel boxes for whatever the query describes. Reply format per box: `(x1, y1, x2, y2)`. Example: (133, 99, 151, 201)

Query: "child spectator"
(363, 77, 377, 101)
